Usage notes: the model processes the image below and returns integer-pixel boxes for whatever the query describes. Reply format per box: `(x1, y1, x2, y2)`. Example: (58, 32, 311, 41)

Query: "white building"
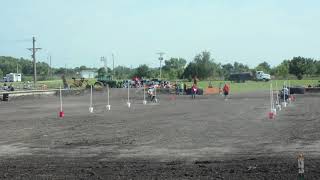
(80, 70, 97, 79)
(4, 73, 22, 82)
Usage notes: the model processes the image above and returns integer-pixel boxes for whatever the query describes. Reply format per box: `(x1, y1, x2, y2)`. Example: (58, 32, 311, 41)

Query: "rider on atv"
(279, 86, 289, 100)
(147, 86, 156, 102)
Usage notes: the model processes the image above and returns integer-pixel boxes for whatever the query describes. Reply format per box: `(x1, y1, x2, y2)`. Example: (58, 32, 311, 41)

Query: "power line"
(101, 56, 108, 73)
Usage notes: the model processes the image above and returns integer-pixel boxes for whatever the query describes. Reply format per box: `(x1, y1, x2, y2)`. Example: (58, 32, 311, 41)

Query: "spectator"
(179, 82, 184, 95)
(223, 83, 230, 100)
(8, 84, 14, 91)
(191, 84, 197, 99)
(183, 83, 187, 94)
(3, 83, 8, 90)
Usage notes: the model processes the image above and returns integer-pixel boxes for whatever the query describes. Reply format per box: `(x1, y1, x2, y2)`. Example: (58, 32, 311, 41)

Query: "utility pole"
(47, 54, 52, 80)
(65, 64, 67, 77)
(50, 55, 52, 79)
(157, 52, 165, 80)
(27, 36, 41, 86)
(101, 56, 108, 73)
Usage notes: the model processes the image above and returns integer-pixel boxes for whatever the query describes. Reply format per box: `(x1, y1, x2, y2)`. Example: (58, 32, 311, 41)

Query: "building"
(80, 70, 97, 79)
(4, 73, 22, 82)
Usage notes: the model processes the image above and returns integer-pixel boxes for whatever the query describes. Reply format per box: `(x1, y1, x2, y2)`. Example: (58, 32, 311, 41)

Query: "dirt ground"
(0, 89, 320, 179)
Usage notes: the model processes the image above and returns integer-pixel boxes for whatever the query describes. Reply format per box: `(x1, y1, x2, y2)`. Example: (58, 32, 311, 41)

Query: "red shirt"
(223, 84, 230, 93)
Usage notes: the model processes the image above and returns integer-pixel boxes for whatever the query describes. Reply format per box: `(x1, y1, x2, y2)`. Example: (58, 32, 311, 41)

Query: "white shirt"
(283, 88, 289, 95)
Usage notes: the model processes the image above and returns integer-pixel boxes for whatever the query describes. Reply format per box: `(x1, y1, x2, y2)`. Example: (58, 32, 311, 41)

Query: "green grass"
(187, 80, 319, 93)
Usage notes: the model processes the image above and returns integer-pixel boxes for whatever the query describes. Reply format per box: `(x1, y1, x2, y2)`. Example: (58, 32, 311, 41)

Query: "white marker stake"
(276, 91, 281, 111)
(59, 86, 64, 118)
(143, 85, 147, 105)
(282, 81, 287, 108)
(106, 85, 111, 110)
(127, 84, 131, 108)
(89, 85, 94, 113)
(270, 84, 272, 110)
(288, 80, 292, 104)
(271, 83, 276, 115)
(154, 85, 157, 103)
(60, 86, 63, 112)
(275, 81, 281, 111)
(269, 83, 275, 119)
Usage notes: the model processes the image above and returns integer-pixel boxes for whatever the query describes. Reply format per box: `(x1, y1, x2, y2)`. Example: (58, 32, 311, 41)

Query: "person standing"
(183, 83, 187, 95)
(223, 83, 230, 100)
(283, 85, 289, 100)
(175, 82, 179, 95)
(219, 82, 223, 95)
(3, 83, 8, 90)
(179, 82, 184, 95)
(191, 84, 197, 99)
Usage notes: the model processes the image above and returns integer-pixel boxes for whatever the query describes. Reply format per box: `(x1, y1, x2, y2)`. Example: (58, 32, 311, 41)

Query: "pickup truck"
(256, 71, 271, 81)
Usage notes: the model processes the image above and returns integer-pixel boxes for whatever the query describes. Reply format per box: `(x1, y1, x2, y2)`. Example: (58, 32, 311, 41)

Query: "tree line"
(1, 53, 320, 81)
(132, 52, 320, 80)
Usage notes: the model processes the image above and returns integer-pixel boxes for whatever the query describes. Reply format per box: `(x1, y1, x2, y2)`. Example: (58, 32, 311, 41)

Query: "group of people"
(145, 82, 231, 102)
(191, 83, 230, 99)
(175, 82, 186, 95)
(1, 83, 15, 91)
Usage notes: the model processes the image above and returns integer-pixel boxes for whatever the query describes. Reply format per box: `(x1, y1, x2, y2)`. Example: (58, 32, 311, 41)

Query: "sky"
(0, 0, 320, 68)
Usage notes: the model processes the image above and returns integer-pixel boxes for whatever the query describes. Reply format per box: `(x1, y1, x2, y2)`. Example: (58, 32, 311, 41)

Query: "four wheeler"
(147, 87, 159, 103)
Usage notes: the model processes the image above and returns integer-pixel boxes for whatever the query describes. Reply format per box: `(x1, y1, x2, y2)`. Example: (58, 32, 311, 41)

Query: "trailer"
(229, 72, 253, 83)
(4, 73, 22, 82)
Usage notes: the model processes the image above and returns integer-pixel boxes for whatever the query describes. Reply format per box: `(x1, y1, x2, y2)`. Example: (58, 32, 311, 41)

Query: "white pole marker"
(106, 84, 111, 110)
(89, 85, 94, 113)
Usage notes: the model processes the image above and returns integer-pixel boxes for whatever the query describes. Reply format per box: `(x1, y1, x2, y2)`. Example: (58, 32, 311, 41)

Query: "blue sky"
(0, 0, 319, 68)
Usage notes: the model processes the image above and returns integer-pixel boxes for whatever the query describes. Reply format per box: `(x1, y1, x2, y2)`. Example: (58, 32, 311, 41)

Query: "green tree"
(182, 62, 197, 80)
(163, 57, 187, 80)
(182, 51, 221, 80)
(163, 58, 186, 70)
(0, 68, 3, 78)
(304, 58, 317, 76)
(255, 61, 271, 73)
(194, 51, 214, 79)
(289, 57, 307, 79)
(233, 62, 250, 73)
(134, 64, 150, 78)
(80, 66, 88, 71)
(221, 63, 234, 79)
(274, 61, 289, 78)
(97, 68, 107, 78)
(114, 66, 132, 79)
(316, 61, 320, 75)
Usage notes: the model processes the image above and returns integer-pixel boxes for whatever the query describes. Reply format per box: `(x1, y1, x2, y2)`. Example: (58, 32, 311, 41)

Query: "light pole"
(101, 56, 108, 73)
(157, 52, 165, 80)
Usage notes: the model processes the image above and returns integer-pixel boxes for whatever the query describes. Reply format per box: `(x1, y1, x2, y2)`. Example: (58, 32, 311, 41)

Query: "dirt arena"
(0, 89, 320, 179)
